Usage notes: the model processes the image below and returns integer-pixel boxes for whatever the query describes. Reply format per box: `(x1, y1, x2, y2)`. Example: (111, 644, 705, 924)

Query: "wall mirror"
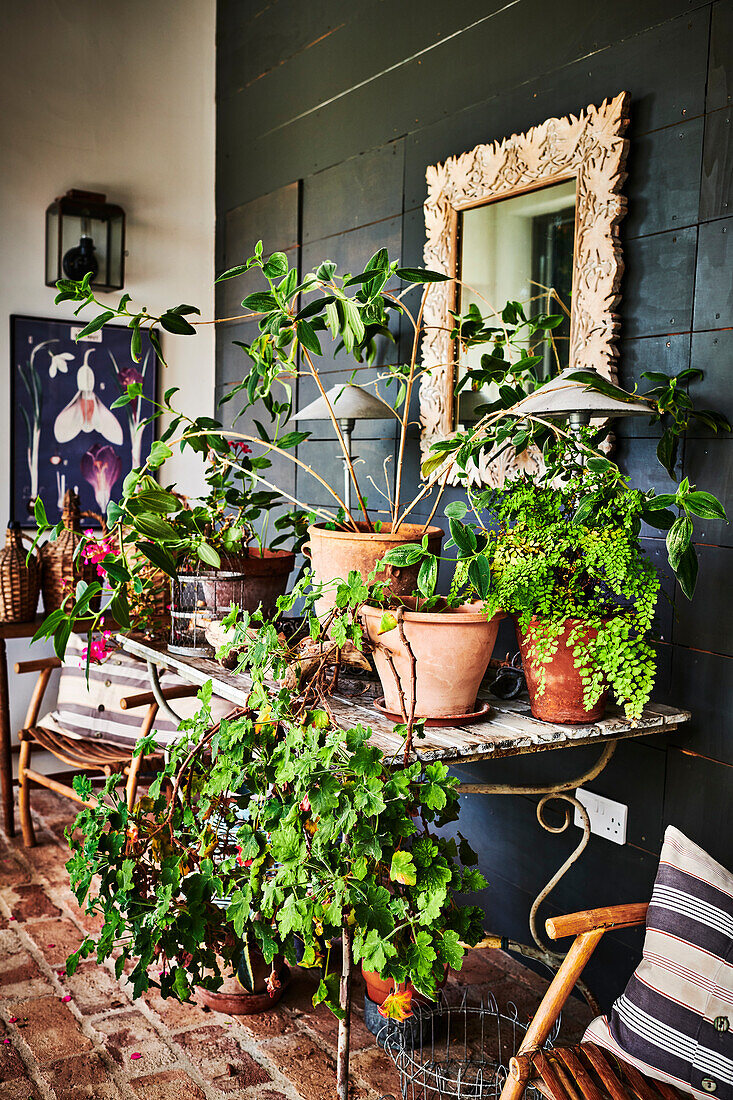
(420, 92, 630, 485)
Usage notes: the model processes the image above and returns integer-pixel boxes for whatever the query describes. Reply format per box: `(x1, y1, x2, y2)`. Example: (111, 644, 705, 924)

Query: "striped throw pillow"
(39, 634, 235, 748)
(584, 826, 733, 1099)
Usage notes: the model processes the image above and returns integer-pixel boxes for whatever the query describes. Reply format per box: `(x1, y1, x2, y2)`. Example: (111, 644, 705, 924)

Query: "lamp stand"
(338, 417, 356, 515)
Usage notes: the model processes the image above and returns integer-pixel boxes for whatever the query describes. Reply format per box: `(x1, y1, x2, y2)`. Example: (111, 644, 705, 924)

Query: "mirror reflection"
(457, 178, 576, 422)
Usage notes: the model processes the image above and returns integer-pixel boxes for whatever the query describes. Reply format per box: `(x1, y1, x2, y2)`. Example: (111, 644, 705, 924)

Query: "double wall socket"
(574, 788, 628, 845)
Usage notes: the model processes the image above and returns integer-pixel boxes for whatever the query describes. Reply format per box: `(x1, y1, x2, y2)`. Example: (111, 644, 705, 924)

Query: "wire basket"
(382, 992, 558, 1100)
(169, 571, 248, 655)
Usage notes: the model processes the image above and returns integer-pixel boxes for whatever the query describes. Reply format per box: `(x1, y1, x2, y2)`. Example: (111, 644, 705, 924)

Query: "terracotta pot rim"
(361, 599, 505, 626)
(308, 521, 443, 542)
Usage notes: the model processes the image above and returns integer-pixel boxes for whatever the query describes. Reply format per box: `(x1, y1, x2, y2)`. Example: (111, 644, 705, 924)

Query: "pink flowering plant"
(30, 379, 309, 657)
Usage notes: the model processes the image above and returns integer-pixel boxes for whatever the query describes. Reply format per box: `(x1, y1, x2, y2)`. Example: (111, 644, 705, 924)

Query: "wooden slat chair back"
(15, 655, 200, 847)
(499, 904, 689, 1100)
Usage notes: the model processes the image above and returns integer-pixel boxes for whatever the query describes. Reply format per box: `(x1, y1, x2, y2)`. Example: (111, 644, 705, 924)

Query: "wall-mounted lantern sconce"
(45, 189, 125, 292)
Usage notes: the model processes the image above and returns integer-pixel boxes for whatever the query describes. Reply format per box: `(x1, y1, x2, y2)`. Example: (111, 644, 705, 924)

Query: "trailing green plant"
(64, 606, 487, 1015)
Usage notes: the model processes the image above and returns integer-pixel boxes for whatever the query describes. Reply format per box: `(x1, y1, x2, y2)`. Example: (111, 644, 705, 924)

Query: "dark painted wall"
(216, 0, 733, 1008)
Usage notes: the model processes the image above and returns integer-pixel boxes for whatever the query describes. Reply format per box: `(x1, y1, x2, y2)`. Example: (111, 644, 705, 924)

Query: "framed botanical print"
(10, 315, 158, 525)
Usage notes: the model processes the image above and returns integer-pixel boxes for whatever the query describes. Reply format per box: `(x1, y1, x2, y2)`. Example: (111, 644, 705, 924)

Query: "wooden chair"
(15, 655, 200, 847)
(500, 904, 688, 1100)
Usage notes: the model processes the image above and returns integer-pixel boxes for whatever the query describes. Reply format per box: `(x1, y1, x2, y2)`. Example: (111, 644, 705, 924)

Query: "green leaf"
(160, 312, 196, 335)
(296, 319, 322, 355)
(449, 519, 477, 556)
(110, 591, 131, 629)
(381, 544, 424, 568)
(683, 491, 727, 521)
(417, 554, 438, 598)
(657, 428, 678, 478)
(666, 515, 693, 572)
(138, 542, 177, 577)
(147, 441, 173, 469)
(75, 311, 115, 340)
(444, 501, 467, 521)
(390, 850, 417, 885)
(34, 496, 48, 528)
(215, 264, 250, 282)
(467, 555, 491, 599)
(133, 513, 178, 541)
(644, 493, 677, 510)
(242, 291, 279, 312)
(421, 453, 448, 478)
(395, 267, 449, 283)
(675, 542, 699, 599)
(263, 251, 288, 279)
(196, 542, 221, 568)
(378, 612, 398, 635)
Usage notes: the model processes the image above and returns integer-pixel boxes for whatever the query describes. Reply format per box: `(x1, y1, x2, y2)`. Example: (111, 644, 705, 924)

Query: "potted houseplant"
(358, 510, 503, 722)
(65, 609, 487, 1096)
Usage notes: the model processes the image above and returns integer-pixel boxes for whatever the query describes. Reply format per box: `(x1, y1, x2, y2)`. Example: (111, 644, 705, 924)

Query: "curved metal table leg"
(146, 660, 186, 725)
(456, 739, 618, 1016)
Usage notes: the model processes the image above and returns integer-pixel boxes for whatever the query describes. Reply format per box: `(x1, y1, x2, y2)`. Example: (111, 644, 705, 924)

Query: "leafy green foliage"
(65, 619, 487, 1013)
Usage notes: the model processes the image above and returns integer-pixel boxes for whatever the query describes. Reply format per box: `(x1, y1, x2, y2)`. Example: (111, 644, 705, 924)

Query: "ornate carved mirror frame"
(419, 91, 630, 485)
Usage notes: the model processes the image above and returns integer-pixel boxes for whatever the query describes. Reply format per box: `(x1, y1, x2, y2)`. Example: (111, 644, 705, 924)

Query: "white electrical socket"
(574, 788, 628, 845)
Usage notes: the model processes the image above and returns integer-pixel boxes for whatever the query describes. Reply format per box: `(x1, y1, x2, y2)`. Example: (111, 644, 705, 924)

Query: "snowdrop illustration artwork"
(11, 315, 157, 524)
(54, 351, 124, 445)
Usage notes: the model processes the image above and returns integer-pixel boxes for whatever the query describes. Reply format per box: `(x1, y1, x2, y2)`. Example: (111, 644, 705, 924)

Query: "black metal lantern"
(45, 189, 125, 292)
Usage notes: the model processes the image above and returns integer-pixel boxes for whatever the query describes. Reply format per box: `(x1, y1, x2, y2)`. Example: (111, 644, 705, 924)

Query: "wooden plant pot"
(515, 616, 608, 723)
(305, 522, 443, 614)
(39, 490, 99, 613)
(360, 600, 503, 720)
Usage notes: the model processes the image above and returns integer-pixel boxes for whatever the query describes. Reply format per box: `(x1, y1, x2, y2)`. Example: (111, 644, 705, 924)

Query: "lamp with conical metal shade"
(292, 384, 398, 510)
(512, 367, 652, 430)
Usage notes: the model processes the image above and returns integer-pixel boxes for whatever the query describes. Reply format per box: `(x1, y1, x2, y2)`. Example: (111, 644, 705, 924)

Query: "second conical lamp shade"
(292, 383, 397, 421)
(512, 367, 652, 420)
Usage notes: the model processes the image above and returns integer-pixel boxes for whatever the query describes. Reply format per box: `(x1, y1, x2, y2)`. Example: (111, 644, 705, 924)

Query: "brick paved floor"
(0, 789, 592, 1099)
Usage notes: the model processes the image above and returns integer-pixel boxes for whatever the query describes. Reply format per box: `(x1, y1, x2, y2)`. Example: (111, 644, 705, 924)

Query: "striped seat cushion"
(584, 826, 733, 1099)
(39, 635, 235, 748)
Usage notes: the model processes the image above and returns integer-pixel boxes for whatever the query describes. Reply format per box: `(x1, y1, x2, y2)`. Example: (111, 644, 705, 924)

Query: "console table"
(118, 632, 690, 998)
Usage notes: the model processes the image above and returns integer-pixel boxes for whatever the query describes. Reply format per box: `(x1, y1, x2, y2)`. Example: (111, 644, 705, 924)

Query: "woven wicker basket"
(0, 524, 40, 623)
(40, 490, 99, 613)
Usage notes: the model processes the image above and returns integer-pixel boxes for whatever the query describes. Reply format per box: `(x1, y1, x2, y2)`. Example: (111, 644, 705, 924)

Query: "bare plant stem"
(336, 917, 353, 1100)
(391, 288, 427, 529)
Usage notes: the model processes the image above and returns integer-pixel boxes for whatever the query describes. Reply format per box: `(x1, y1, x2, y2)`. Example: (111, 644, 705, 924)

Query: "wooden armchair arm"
(119, 684, 201, 710)
(18, 659, 63, 730)
(15, 657, 62, 675)
(546, 903, 649, 941)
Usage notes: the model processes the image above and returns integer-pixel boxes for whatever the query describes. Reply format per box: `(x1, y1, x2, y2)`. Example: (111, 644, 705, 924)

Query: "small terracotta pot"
(360, 600, 503, 719)
(515, 616, 608, 723)
(202, 547, 295, 618)
(305, 521, 443, 614)
(361, 964, 447, 1006)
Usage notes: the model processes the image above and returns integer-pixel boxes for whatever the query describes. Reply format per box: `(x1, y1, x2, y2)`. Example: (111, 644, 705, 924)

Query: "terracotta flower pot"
(515, 616, 608, 723)
(360, 600, 503, 719)
(361, 964, 447, 1006)
(217, 547, 295, 618)
(305, 521, 443, 614)
(195, 947, 289, 1015)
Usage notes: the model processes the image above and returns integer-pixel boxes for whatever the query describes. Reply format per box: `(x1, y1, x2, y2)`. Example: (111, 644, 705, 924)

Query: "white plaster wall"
(0, 0, 216, 764)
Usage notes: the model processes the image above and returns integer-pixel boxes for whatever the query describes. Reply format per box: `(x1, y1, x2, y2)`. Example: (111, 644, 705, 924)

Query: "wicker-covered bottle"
(40, 490, 98, 613)
(0, 523, 40, 623)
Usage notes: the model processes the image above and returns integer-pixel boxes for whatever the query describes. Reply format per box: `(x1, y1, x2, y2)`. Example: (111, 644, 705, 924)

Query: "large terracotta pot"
(195, 947, 289, 1015)
(206, 547, 295, 618)
(360, 600, 503, 719)
(515, 616, 608, 723)
(305, 522, 443, 613)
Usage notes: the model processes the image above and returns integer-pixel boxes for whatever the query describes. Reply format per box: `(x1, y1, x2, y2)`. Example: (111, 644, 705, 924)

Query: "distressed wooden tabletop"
(119, 634, 691, 765)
